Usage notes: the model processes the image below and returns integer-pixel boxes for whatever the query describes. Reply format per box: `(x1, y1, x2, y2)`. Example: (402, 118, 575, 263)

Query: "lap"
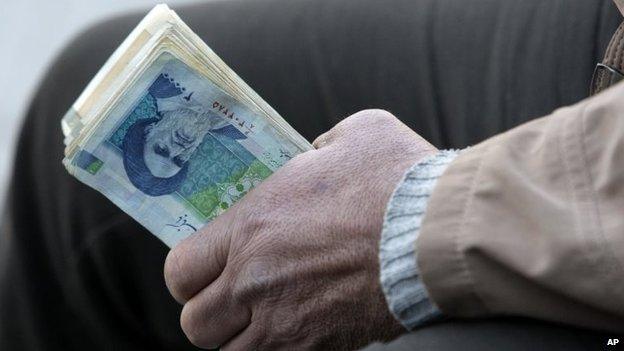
(363, 319, 608, 351)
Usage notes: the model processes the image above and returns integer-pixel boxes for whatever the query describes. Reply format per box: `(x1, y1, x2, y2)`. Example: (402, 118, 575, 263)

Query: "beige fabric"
(417, 81, 624, 333)
(615, 0, 624, 16)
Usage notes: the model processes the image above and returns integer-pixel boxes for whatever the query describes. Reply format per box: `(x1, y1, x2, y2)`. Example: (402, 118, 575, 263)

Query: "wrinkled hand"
(164, 110, 437, 350)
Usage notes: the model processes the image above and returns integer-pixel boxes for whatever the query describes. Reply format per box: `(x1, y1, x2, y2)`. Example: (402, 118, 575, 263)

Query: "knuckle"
(326, 109, 399, 144)
(163, 249, 189, 302)
(233, 259, 276, 303)
(224, 326, 267, 351)
(312, 131, 331, 148)
(180, 304, 206, 348)
(180, 284, 235, 349)
(346, 109, 397, 125)
(270, 311, 306, 344)
(248, 328, 269, 350)
(242, 208, 271, 235)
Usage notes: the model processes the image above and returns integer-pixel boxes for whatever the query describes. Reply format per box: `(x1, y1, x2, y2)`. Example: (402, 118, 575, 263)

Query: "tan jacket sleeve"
(417, 81, 624, 333)
(615, 0, 624, 17)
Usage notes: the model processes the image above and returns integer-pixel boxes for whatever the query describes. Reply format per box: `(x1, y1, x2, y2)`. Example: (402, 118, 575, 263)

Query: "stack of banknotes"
(62, 4, 313, 248)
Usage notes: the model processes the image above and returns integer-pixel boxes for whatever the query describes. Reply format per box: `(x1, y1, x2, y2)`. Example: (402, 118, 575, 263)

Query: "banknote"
(62, 5, 313, 247)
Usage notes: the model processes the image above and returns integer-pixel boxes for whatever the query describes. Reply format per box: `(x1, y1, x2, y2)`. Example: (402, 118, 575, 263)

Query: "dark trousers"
(0, 0, 619, 349)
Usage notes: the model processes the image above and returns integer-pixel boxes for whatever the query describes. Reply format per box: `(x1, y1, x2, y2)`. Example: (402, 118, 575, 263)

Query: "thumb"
(312, 130, 334, 149)
(313, 109, 405, 149)
(312, 110, 376, 149)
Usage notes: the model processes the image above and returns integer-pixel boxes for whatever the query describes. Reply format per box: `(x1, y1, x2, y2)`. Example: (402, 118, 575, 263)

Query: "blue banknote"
(65, 52, 307, 247)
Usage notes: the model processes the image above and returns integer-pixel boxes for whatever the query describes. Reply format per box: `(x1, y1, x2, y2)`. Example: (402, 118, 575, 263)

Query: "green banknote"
(62, 5, 312, 247)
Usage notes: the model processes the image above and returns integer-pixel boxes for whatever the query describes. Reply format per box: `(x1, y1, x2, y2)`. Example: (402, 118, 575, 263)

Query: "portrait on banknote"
(122, 78, 237, 196)
(111, 68, 268, 206)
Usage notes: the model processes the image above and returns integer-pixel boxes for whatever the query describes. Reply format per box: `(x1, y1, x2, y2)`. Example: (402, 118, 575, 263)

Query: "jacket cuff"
(379, 150, 459, 330)
(416, 144, 489, 317)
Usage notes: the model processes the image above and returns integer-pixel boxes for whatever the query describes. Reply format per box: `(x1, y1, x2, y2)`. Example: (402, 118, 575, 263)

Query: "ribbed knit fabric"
(379, 150, 459, 330)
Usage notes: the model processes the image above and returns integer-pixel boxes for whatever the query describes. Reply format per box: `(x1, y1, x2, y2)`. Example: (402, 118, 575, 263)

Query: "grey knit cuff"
(379, 150, 459, 330)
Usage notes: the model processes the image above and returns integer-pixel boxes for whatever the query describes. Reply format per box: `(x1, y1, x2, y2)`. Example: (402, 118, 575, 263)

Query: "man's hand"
(164, 109, 437, 350)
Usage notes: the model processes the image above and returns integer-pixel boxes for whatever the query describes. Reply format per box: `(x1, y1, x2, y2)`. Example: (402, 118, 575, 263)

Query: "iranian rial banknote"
(62, 5, 313, 247)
